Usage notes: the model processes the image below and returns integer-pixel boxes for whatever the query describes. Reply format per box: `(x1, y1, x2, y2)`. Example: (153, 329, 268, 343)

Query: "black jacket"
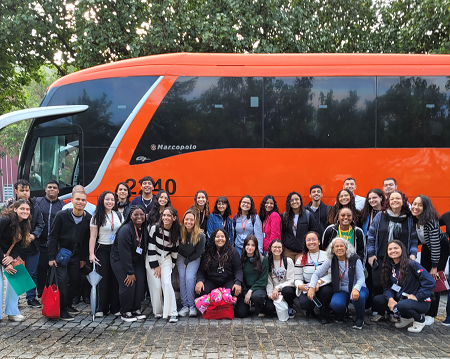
(322, 224, 366, 264)
(281, 210, 319, 253)
(304, 201, 330, 238)
(196, 247, 243, 286)
(35, 196, 66, 246)
(47, 209, 92, 261)
(110, 222, 147, 275)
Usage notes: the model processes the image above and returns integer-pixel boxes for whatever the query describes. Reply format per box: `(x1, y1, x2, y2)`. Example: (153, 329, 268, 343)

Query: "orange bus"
(1, 53, 450, 215)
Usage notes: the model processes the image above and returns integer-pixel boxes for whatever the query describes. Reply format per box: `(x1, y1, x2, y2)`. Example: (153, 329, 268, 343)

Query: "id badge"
(391, 283, 401, 292)
(136, 247, 143, 254)
(263, 233, 266, 238)
(109, 234, 115, 244)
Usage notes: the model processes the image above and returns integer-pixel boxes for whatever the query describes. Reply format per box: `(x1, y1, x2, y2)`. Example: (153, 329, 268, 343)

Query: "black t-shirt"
(439, 212, 450, 238)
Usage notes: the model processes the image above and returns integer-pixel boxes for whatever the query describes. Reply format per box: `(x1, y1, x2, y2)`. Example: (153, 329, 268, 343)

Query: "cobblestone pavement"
(0, 295, 450, 359)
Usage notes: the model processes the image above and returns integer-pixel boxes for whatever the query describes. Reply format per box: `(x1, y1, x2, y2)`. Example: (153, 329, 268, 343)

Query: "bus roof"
(51, 53, 450, 87)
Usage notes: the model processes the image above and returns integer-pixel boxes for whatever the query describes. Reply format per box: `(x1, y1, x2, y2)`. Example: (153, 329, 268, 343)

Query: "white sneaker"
(189, 306, 197, 317)
(408, 318, 426, 333)
(178, 306, 190, 317)
(424, 315, 434, 326)
(113, 312, 121, 316)
(154, 313, 162, 319)
(169, 315, 178, 323)
(395, 317, 414, 328)
(8, 314, 25, 322)
(95, 312, 104, 317)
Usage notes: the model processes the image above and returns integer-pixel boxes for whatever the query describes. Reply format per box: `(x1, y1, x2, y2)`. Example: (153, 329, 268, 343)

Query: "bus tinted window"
(377, 76, 450, 148)
(264, 77, 376, 148)
(132, 77, 263, 164)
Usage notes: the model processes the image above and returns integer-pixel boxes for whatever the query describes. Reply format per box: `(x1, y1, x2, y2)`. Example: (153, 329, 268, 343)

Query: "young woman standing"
(327, 189, 360, 226)
(259, 195, 282, 255)
(190, 190, 210, 234)
(177, 209, 206, 317)
(411, 195, 448, 325)
(148, 190, 171, 226)
(89, 191, 122, 317)
(147, 206, 180, 322)
(0, 199, 31, 321)
(206, 196, 234, 242)
(114, 182, 131, 220)
(360, 189, 386, 236)
(233, 196, 263, 255)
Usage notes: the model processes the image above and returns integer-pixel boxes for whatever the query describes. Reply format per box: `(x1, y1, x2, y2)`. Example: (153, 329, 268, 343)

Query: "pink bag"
(195, 294, 211, 314)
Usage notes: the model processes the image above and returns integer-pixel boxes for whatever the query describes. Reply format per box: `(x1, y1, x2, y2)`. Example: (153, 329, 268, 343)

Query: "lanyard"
(308, 252, 320, 269)
(106, 212, 115, 231)
(339, 260, 347, 281)
(199, 210, 205, 225)
(392, 267, 401, 282)
(241, 216, 249, 234)
(134, 225, 142, 248)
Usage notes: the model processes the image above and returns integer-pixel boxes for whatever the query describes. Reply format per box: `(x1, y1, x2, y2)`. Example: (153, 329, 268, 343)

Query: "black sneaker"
(131, 310, 146, 320)
(60, 310, 74, 321)
(334, 314, 344, 323)
(27, 299, 42, 308)
(121, 312, 137, 322)
(66, 305, 79, 314)
(72, 296, 80, 305)
(353, 318, 364, 330)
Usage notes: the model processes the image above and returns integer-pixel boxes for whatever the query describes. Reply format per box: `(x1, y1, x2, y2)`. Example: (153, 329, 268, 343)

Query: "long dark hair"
(192, 190, 210, 220)
(327, 189, 360, 224)
(2, 199, 31, 248)
(114, 181, 131, 207)
(149, 190, 171, 225)
(383, 190, 411, 215)
(360, 188, 385, 222)
(157, 206, 180, 244)
(284, 191, 304, 227)
(200, 228, 234, 271)
(212, 196, 232, 218)
(237, 195, 257, 219)
(259, 195, 280, 223)
(268, 239, 285, 272)
(92, 191, 116, 227)
(240, 235, 263, 272)
(380, 240, 410, 286)
(412, 194, 439, 226)
(300, 231, 322, 266)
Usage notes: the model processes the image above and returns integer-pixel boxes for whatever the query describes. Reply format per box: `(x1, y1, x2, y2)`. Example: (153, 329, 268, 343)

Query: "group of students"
(1, 176, 450, 332)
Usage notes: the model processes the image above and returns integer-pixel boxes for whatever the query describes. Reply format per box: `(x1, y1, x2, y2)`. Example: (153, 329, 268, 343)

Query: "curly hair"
(240, 235, 263, 272)
(212, 196, 232, 218)
(284, 191, 304, 227)
(180, 209, 202, 246)
(300, 231, 322, 266)
(380, 240, 409, 287)
(149, 190, 171, 225)
(360, 188, 385, 223)
(115, 205, 147, 238)
(258, 195, 280, 223)
(92, 191, 116, 227)
(327, 189, 360, 225)
(200, 228, 234, 272)
(268, 239, 286, 273)
(192, 190, 210, 220)
(325, 237, 356, 260)
(158, 206, 180, 245)
(237, 195, 257, 218)
(2, 199, 31, 248)
(411, 195, 439, 226)
(383, 190, 411, 215)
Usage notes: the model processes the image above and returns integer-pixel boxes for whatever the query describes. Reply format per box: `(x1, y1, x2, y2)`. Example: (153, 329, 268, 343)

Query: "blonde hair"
(180, 209, 203, 246)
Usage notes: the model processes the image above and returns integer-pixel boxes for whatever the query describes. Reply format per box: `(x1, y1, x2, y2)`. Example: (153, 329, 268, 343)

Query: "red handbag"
(41, 267, 60, 318)
(203, 300, 235, 320)
(433, 271, 449, 293)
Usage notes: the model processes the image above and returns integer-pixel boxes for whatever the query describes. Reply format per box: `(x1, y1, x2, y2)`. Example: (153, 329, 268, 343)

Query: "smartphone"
(373, 259, 379, 269)
(312, 296, 322, 307)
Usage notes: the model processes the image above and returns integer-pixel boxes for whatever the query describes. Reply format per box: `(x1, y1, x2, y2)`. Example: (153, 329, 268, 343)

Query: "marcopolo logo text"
(151, 144, 197, 151)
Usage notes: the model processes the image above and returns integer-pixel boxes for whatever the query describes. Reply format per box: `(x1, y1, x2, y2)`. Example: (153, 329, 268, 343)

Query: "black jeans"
(263, 286, 296, 316)
(298, 284, 333, 316)
(234, 289, 267, 318)
(95, 244, 120, 314)
(37, 246, 49, 296)
(373, 294, 430, 321)
(55, 254, 81, 310)
(111, 259, 146, 314)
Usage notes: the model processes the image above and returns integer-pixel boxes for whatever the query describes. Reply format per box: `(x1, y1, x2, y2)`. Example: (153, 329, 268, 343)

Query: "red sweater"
(262, 212, 282, 252)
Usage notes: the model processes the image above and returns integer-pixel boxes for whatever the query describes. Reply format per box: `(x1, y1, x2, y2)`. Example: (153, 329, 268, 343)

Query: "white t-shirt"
(90, 212, 122, 245)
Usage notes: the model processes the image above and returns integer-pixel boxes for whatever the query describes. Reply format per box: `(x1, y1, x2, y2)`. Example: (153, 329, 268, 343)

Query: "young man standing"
(304, 185, 330, 238)
(62, 185, 96, 215)
(383, 177, 397, 196)
(48, 189, 92, 321)
(3, 179, 45, 308)
(343, 178, 365, 210)
(130, 176, 156, 214)
(35, 180, 66, 298)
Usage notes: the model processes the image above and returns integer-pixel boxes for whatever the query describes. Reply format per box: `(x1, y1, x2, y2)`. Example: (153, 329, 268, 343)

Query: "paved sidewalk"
(0, 296, 450, 359)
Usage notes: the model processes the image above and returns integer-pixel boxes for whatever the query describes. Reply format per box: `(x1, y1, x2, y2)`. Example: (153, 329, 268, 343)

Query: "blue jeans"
(235, 247, 242, 256)
(330, 287, 369, 320)
(0, 272, 20, 319)
(176, 255, 201, 308)
(22, 252, 39, 301)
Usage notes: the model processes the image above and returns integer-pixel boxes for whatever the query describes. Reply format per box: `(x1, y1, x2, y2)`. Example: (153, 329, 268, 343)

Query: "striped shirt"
(419, 220, 442, 267)
(148, 224, 178, 268)
(294, 250, 331, 296)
